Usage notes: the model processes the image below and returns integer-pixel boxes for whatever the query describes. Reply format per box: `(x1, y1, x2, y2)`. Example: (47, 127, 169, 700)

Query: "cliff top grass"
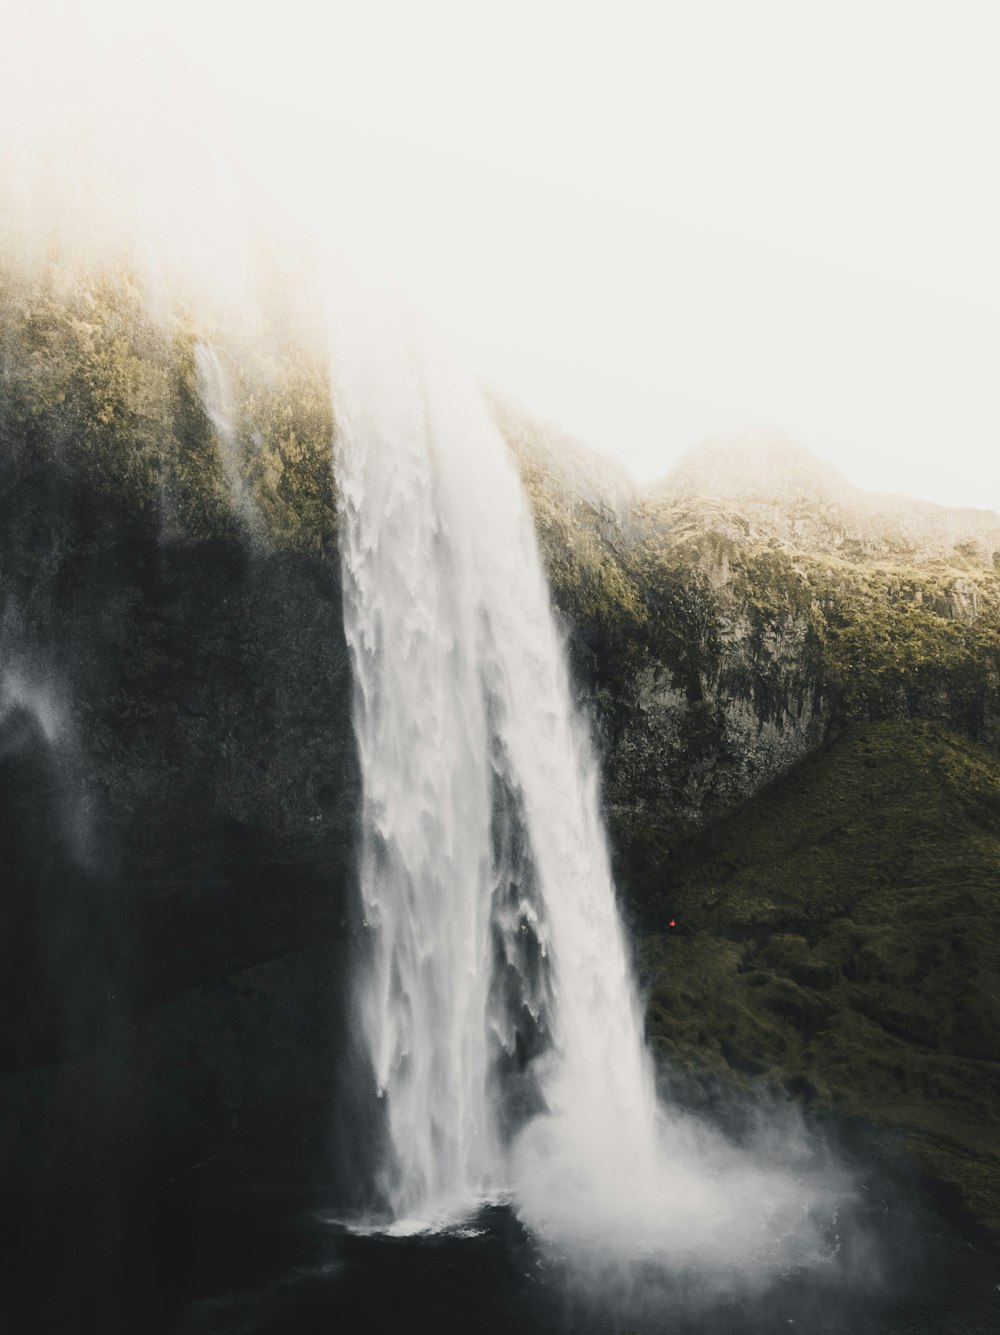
(0, 261, 335, 554)
(638, 718, 1000, 1239)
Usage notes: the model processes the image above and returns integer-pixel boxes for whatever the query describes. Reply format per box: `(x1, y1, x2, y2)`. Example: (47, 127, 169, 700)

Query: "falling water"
(193, 342, 261, 534)
(332, 281, 841, 1272)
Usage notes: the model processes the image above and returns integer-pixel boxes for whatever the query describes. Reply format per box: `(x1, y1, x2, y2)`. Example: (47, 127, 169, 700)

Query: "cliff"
(1, 265, 998, 1322)
(496, 395, 1000, 832)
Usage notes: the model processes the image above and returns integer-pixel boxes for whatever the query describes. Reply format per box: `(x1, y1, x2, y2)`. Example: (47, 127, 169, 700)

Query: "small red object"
(668, 919, 676, 928)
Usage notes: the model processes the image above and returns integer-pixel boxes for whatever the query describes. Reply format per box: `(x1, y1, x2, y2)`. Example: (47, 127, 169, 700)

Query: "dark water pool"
(6, 1116, 998, 1334)
(100, 1152, 999, 1335)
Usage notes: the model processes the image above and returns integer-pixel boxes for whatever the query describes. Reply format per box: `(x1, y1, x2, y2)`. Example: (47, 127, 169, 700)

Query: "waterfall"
(331, 281, 839, 1270)
(332, 295, 499, 1222)
(193, 342, 261, 534)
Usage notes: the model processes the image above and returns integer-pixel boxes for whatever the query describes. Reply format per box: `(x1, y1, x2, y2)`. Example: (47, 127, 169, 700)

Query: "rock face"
(1, 264, 999, 1321)
(1, 487, 359, 1065)
(0, 264, 358, 1070)
(495, 398, 1000, 864)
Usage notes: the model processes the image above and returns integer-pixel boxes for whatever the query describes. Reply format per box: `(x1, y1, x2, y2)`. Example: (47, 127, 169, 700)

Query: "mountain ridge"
(654, 432, 1000, 565)
(486, 387, 1000, 568)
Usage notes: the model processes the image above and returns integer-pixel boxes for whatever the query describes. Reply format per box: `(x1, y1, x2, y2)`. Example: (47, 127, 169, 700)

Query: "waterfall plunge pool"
(106, 1119, 999, 1335)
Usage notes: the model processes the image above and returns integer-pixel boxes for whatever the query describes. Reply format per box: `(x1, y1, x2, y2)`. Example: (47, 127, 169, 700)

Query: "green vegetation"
(0, 261, 336, 551)
(800, 554, 1000, 725)
(624, 520, 1000, 745)
(509, 427, 1000, 744)
(636, 719, 1000, 1238)
(508, 429, 647, 638)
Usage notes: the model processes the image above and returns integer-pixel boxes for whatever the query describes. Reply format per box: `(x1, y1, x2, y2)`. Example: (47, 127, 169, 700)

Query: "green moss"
(516, 453, 646, 633)
(801, 555, 1000, 723)
(638, 719, 1000, 1238)
(0, 262, 336, 552)
(625, 538, 722, 698)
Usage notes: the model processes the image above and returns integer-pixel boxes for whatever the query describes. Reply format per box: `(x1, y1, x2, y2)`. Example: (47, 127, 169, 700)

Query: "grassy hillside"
(637, 718, 1000, 1237)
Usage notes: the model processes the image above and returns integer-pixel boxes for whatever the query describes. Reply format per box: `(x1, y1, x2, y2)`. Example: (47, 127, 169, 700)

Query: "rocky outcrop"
(493, 398, 1000, 876)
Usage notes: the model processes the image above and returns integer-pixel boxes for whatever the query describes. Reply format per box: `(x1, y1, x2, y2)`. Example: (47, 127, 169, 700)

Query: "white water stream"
(193, 342, 261, 535)
(331, 281, 841, 1274)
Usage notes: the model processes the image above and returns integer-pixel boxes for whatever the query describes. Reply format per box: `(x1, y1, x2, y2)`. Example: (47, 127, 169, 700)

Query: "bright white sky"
(5, 0, 1000, 510)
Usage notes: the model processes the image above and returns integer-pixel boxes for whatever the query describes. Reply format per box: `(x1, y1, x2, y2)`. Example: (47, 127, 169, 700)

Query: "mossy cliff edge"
(1, 266, 998, 1285)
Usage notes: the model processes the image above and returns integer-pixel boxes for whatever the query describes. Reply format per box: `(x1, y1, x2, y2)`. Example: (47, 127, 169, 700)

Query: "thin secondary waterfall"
(193, 342, 261, 534)
(331, 280, 838, 1269)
